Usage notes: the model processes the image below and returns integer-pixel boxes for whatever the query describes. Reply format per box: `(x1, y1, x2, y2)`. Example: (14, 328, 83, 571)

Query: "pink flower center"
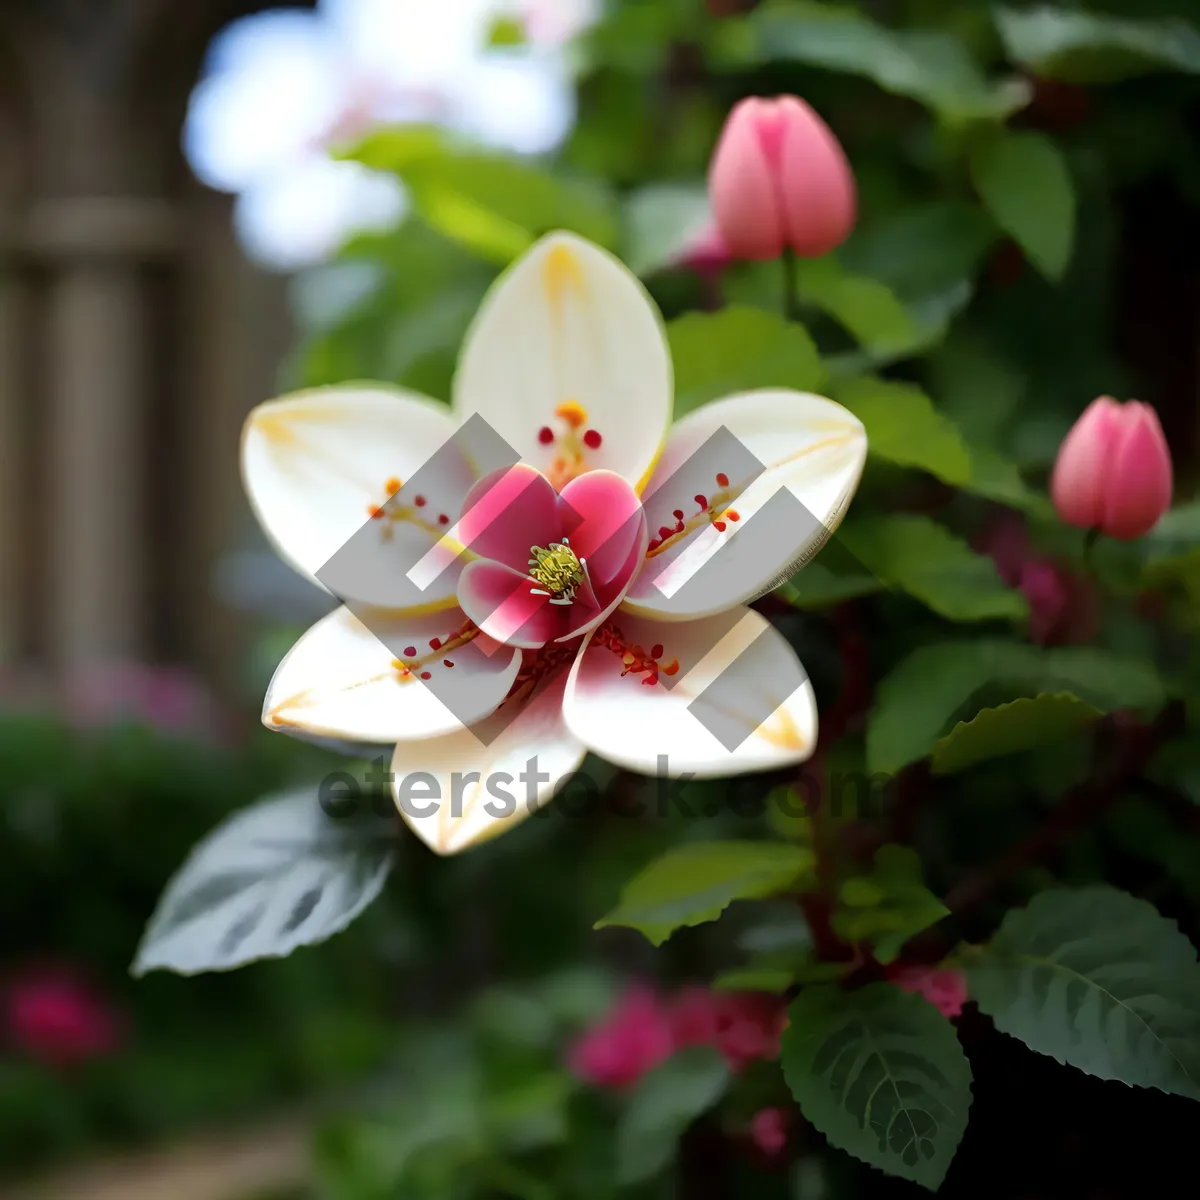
(456, 464, 647, 650)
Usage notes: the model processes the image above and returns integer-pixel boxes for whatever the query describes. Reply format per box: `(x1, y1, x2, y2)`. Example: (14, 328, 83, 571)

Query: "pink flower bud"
(1050, 397, 1173, 540)
(708, 95, 856, 261)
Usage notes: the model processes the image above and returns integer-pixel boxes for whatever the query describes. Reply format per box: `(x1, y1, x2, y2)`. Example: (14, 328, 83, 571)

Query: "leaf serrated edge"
(968, 884, 1200, 1100)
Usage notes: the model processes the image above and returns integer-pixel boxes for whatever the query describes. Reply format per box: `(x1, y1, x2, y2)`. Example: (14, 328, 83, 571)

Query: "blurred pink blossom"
(975, 511, 1096, 646)
(676, 223, 734, 277)
(750, 1106, 789, 1156)
(60, 660, 228, 743)
(519, 0, 600, 46)
(566, 984, 674, 1089)
(701, 990, 787, 1073)
(889, 966, 968, 1018)
(2, 965, 123, 1067)
(568, 983, 787, 1091)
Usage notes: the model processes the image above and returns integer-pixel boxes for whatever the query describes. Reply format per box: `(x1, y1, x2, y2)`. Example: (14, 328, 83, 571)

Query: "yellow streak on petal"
(544, 242, 584, 310)
(251, 399, 363, 446)
(252, 409, 300, 446)
(756, 705, 808, 754)
(635, 441, 664, 498)
(264, 669, 403, 728)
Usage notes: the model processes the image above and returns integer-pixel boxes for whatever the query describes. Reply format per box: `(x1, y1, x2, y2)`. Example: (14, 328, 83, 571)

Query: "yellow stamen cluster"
(529, 540, 584, 600)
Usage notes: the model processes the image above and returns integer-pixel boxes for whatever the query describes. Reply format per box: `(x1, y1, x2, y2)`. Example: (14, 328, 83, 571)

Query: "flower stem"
(781, 248, 801, 322)
(943, 700, 1184, 919)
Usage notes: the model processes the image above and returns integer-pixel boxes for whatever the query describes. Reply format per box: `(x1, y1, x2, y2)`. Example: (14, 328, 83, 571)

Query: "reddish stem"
(943, 701, 1184, 920)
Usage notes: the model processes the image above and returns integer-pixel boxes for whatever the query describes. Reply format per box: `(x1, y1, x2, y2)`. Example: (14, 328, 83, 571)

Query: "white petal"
(323, 0, 495, 91)
(623, 390, 867, 621)
(233, 158, 408, 272)
(391, 665, 586, 854)
(264, 605, 521, 741)
(184, 11, 343, 193)
(520, 0, 602, 46)
(241, 386, 475, 608)
(455, 51, 577, 155)
(453, 232, 672, 489)
(564, 607, 816, 778)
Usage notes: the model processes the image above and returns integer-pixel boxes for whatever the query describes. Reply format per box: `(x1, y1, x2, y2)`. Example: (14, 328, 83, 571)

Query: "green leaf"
(1147, 500, 1200, 545)
(623, 183, 713, 276)
(778, 562, 885, 609)
(1144, 549, 1200, 607)
(595, 840, 816, 946)
(839, 514, 1028, 622)
(778, 532, 887, 609)
(617, 1046, 730, 1184)
(994, 6, 1200, 84)
(833, 845, 949, 964)
(970, 132, 1076, 282)
(965, 446, 1052, 516)
(289, 261, 387, 335)
(932, 693, 1103, 775)
(742, 1, 1030, 122)
(132, 787, 394, 975)
(831, 377, 971, 487)
(782, 983, 972, 1190)
(340, 124, 451, 172)
(840, 202, 996, 309)
(711, 965, 797, 993)
(348, 138, 619, 264)
(966, 886, 1200, 1099)
(484, 1070, 573, 1152)
(667, 307, 826, 415)
(867, 641, 1165, 774)
(794, 258, 925, 358)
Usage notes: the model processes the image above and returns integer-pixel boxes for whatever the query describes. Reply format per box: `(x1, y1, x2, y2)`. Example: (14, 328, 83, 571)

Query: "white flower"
(242, 232, 868, 853)
(185, 0, 582, 271)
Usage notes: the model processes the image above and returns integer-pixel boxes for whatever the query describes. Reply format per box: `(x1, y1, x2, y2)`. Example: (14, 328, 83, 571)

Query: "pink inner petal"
(459, 559, 565, 649)
(557, 470, 649, 587)
(458, 463, 562, 573)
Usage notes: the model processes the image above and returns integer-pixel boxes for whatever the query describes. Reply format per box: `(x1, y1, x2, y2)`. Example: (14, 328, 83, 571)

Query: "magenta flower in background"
(675, 223, 734, 277)
(566, 984, 674, 1089)
(568, 983, 788, 1091)
(61, 661, 227, 744)
(750, 1106, 789, 1156)
(700, 990, 787, 1074)
(975, 510, 1096, 646)
(2, 965, 123, 1068)
(888, 965, 969, 1018)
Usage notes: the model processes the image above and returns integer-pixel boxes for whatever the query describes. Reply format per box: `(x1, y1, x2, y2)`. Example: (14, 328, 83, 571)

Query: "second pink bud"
(708, 95, 856, 262)
(1050, 397, 1173, 540)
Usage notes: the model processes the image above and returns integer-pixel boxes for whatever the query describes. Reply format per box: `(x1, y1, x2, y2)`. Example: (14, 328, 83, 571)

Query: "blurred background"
(2, 0, 1200, 1197)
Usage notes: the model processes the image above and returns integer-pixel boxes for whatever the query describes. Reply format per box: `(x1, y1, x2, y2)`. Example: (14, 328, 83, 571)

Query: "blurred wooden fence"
(0, 0, 292, 687)
(0, 1117, 311, 1200)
